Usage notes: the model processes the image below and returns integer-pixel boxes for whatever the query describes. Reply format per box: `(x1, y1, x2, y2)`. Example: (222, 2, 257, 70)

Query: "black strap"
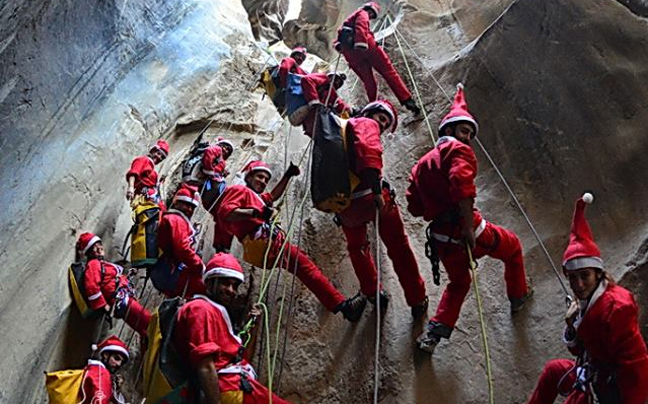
(424, 223, 441, 286)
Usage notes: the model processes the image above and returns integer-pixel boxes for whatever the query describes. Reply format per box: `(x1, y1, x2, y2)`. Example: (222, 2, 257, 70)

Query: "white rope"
(373, 207, 381, 404)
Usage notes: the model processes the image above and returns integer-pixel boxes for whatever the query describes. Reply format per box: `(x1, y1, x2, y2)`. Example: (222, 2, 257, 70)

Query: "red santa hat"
(438, 83, 479, 137)
(173, 183, 201, 207)
(150, 139, 170, 157)
(290, 47, 308, 57)
(362, 2, 381, 15)
(361, 99, 398, 133)
(562, 192, 604, 272)
(216, 137, 234, 152)
(77, 232, 101, 255)
(96, 335, 129, 362)
(242, 160, 273, 179)
(203, 252, 245, 283)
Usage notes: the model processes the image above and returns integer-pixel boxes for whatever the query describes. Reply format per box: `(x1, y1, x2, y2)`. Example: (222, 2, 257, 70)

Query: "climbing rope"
(373, 208, 382, 404)
(388, 16, 572, 306)
(466, 245, 495, 404)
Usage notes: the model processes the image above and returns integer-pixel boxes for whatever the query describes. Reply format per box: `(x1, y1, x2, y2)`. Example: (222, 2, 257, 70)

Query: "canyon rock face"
(1, 0, 647, 403)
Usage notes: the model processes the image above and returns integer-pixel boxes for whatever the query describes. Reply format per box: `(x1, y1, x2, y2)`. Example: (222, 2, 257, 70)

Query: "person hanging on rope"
(408, 83, 532, 354)
(334, 2, 421, 115)
(125, 139, 169, 208)
(174, 252, 293, 404)
(155, 184, 206, 298)
(278, 47, 308, 88)
(336, 99, 428, 318)
(300, 71, 355, 137)
(182, 137, 235, 210)
(526, 193, 648, 404)
(211, 160, 367, 322)
(77, 232, 151, 336)
(78, 335, 129, 404)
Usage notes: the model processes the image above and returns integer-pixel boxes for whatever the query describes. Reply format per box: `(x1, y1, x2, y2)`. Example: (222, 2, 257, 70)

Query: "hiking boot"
(510, 286, 534, 313)
(417, 328, 441, 354)
(411, 296, 429, 319)
(336, 292, 367, 322)
(402, 98, 421, 115)
(367, 290, 389, 312)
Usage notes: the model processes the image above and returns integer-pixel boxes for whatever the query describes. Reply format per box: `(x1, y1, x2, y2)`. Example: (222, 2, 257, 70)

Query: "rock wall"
(1, 0, 648, 403)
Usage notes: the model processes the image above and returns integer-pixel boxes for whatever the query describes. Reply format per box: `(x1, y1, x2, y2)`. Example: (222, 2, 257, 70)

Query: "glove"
(285, 162, 300, 178)
(253, 206, 275, 221)
(349, 106, 361, 117)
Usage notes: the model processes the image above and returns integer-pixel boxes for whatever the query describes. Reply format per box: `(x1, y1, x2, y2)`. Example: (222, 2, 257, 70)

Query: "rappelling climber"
(154, 183, 206, 298)
(125, 139, 169, 208)
(334, 2, 420, 114)
(336, 99, 428, 318)
(76, 232, 151, 336)
(526, 193, 648, 404)
(211, 160, 367, 322)
(278, 46, 308, 88)
(173, 252, 294, 404)
(300, 71, 355, 137)
(408, 84, 532, 354)
(182, 137, 235, 210)
(78, 335, 130, 404)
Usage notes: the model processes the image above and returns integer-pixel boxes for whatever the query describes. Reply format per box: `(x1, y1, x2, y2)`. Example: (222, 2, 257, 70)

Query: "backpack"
(285, 73, 309, 126)
(143, 297, 196, 404)
(130, 200, 162, 268)
(181, 141, 211, 185)
(69, 261, 104, 319)
(259, 65, 286, 114)
(311, 109, 359, 213)
(44, 369, 85, 404)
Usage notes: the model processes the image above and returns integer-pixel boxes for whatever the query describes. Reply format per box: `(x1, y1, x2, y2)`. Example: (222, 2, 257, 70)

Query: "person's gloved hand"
(286, 162, 300, 178)
(349, 106, 362, 117)
(565, 300, 579, 329)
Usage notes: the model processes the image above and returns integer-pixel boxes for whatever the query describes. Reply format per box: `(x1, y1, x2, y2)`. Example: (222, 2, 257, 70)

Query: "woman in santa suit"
(527, 193, 648, 404)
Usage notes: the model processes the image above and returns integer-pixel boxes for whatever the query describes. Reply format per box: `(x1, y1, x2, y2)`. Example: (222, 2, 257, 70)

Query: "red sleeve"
(447, 143, 478, 202)
(80, 366, 112, 404)
(83, 260, 107, 310)
(169, 216, 204, 273)
(608, 299, 648, 404)
(218, 186, 250, 220)
(406, 166, 425, 218)
(301, 73, 327, 105)
(353, 10, 372, 49)
(351, 118, 383, 173)
(260, 192, 274, 206)
(279, 58, 296, 88)
(202, 146, 223, 176)
(126, 156, 147, 181)
(177, 302, 222, 368)
(333, 93, 349, 114)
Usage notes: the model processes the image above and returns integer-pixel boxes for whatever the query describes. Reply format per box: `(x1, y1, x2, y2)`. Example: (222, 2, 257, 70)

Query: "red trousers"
(117, 298, 151, 337)
(527, 359, 588, 404)
(272, 241, 347, 312)
(339, 190, 426, 306)
(243, 377, 293, 404)
(342, 46, 412, 103)
(431, 221, 528, 328)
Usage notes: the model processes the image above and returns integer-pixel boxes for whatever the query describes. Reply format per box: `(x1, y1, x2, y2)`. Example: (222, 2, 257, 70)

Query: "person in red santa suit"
(211, 160, 366, 322)
(336, 99, 428, 318)
(77, 233, 150, 336)
(278, 47, 308, 88)
(182, 137, 235, 210)
(526, 193, 648, 404)
(174, 252, 294, 404)
(78, 335, 129, 404)
(408, 84, 531, 354)
(156, 184, 206, 298)
(125, 139, 169, 207)
(334, 2, 420, 114)
(300, 71, 354, 137)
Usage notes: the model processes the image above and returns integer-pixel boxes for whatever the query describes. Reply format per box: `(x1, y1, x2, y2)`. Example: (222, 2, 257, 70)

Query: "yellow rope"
(466, 245, 495, 404)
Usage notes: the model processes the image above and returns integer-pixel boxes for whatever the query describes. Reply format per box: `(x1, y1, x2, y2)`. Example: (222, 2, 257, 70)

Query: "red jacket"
(83, 259, 129, 310)
(213, 185, 273, 241)
(78, 360, 113, 404)
(301, 73, 349, 115)
(126, 156, 158, 194)
(157, 209, 205, 295)
(278, 57, 307, 88)
(339, 8, 375, 50)
(174, 295, 256, 393)
(406, 136, 482, 227)
(564, 282, 648, 404)
(201, 145, 227, 179)
(346, 117, 384, 192)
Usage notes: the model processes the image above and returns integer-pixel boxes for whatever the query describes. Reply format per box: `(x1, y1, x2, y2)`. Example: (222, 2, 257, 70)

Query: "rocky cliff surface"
(1, 0, 647, 403)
